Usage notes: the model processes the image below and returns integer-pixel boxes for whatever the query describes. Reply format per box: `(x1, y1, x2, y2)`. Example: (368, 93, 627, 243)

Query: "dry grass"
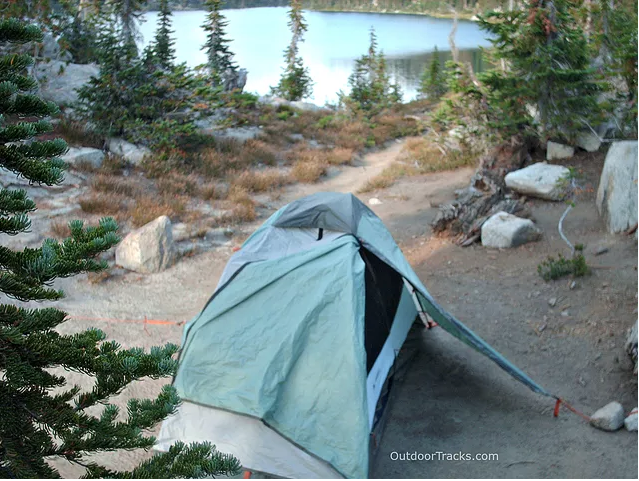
(231, 170, 291, 193)
(358, 162, 418, 193)
(199, 182, 227, 200)
(130, 196, 187, 227)
(54, 119, 104, 148)
(221, 187, 257, 224)
(49, 220, 71, 238)
(325, 147, 354, 166)
(238, 139, 278, 167)
(291, 161, 327, 183)
(91, 174, 141, 198)
(403, 137, 475, 172)
(156, 174, 200, 197)
(79, 193, 128, 217)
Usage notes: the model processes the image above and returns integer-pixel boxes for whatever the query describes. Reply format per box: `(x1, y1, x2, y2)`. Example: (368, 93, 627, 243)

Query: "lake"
(139, 7, 491, 105)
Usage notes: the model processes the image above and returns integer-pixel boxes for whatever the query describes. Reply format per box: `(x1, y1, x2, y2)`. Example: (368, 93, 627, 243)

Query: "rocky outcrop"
(505, 162, 570, 201)
(481, 211, 542, 248)
(257, 96, 326, 112)
(107, 138, 151, 165)
(596, 141, 638, 233)
(115, 216, 174, 274)
(213, 126, 263, 144)
(35, 61, 98, 106)
(62, 147, 104, 169)
(546, 141, 574, 160)
(590, 402, 625, 431)
(221, 68, 248, 92)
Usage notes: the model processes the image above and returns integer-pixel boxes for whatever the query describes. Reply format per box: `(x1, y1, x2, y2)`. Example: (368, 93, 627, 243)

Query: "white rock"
(115, 216, 174, 274)
(481, 211, 542, 248)
(107, 138, 151, 165)
(62, 147, 104, 168)
(548, 297, 557, 307)
(505, 162, 571, 201)
(624, 408, 638, 431)
(547, 141, 575, 160)
(213, 126, 263, 144)
(368, 198, 382, 205)
(35, 61, 99, 105)
(590, 402, 625, 431)
(596, 141, 638, 233)
(576, 131, 602, 152)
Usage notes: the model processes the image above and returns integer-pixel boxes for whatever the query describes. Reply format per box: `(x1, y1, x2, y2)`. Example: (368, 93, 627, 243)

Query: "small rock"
(548, 297, 557, 307)
(569, 281, 576, 290)
(115, 216, 174, 273)
(107, 138, 151, 165)
(504, 162, 571, 201)
(481, 211, 542, 248)
(590, 402, 625, 431)
(62, 147, 105, 169)
(561, 310, 569, 317)
(624, 408, 638, 431)
(546, 141, 575, 160)
(368, 198, 382, 205)
(576, 131, 602, 152)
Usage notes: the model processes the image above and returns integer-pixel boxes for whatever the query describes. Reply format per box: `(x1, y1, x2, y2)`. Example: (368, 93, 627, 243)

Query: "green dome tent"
(156, 192, 551, 478)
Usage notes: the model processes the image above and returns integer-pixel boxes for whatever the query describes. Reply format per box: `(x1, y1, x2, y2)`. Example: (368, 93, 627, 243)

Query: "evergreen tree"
(271, 0, 313, 101)
(111, 0, 148, 58)
(340, 28, 402, 115)
(202, 0, 237, 79)
(0, 19, 241, 478)
(476, 0, 602, 141)
(153, 0, 176, 69)
(419, 46, 448, 100)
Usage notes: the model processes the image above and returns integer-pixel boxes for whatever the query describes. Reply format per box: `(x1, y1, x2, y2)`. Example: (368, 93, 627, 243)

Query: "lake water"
(139, 7, 491, 105)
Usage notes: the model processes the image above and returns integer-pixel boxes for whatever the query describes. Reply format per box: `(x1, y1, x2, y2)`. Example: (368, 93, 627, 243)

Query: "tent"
(156, 192, 551, 478)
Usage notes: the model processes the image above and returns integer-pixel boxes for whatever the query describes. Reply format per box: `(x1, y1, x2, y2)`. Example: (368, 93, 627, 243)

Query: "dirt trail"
(44, 143, 637, 478)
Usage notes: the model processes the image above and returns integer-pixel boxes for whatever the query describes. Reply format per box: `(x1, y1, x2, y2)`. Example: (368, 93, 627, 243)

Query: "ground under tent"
(155, 192, 552, 478)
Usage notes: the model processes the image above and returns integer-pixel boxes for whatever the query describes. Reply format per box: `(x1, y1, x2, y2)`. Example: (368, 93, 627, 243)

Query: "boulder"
(481, 211, 542, 248)
(596, 141, 638, 233)
(115, 216, 174, 274)
(35, 61, 98, 105)
(62, 147, 104, 168)
(505, 162, 571, 201)
(546, 141, 574, 160)
(107, 138, 151, 165)
(590, 402, 625, 431)
(257, 96, 325, 112)
(624, 409, 638, 432)
(221, 68, 248, 92)
(213, 126, 263, 144)
(626, 320, 638, 374)
(576, 131, 602, 152)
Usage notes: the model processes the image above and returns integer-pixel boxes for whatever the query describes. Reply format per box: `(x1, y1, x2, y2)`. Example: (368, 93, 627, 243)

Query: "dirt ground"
(42, 142, 637, 478)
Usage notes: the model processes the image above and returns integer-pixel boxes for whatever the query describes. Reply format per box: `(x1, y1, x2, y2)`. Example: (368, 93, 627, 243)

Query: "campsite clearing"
(46, 145, 637, 478)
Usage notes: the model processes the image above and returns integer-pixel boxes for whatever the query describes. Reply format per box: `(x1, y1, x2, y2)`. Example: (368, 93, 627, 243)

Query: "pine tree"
(476, 0, 602, 141)
(419, 46, 448, 100)
(111, 0, 148, 58)
(271, 0, 313, 101)
(202, 0, 237, 79)
(0, 19, 241, 478)
(153, 0, 176, 69)
(341, 27, 402, 115)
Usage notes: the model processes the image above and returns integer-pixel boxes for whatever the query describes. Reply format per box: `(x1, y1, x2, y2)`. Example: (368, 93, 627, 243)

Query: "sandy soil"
(41, 142, 637, 478)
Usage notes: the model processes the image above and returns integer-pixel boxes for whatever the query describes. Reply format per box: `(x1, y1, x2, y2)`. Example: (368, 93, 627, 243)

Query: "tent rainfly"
(156, 192, 552, 478)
